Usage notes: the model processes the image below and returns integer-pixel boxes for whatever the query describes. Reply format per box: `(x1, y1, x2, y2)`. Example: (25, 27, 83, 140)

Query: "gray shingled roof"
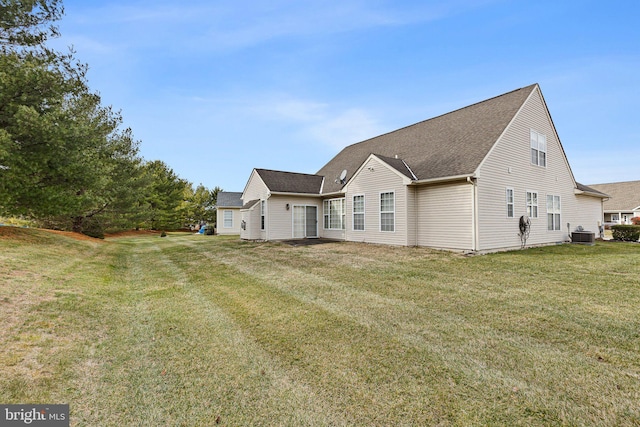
(318, 84, 538, 194)
(241, 199, 260, 210)
(587, 181, 640, 211)
(575, 183, 609, 199)
(217, 191, 243, 207)
(256, 169, 324, 194)
(375, 154, 417, 180)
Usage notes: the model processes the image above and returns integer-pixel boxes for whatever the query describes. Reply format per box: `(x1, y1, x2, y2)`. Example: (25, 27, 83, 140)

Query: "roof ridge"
(256, 168, 323, 177)
(344, 83, 538, 149)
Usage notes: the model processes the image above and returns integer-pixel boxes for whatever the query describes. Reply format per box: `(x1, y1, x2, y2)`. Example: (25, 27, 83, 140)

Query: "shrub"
(631, 217, 640, 225)
(611, 224, 640, 242)
(82, 229, 105, 239)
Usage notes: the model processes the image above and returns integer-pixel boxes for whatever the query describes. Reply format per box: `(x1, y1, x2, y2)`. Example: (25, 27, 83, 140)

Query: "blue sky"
(51, 0, 639, 191)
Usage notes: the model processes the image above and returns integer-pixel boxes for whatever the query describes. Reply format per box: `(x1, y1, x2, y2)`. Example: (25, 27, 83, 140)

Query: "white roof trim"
(410, 174, 475, 186)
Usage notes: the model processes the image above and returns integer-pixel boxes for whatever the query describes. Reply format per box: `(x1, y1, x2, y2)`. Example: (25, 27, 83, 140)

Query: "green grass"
(1, 228, 639, 426)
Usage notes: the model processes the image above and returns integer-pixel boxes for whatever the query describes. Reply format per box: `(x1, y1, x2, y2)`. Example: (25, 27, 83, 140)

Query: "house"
(240, 84, 608, 252)
(586, 180, 640, 225)
(216, 192, 243, 235)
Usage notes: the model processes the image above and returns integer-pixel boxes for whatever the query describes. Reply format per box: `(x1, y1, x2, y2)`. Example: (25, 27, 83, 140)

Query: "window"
(223, 210, 233, 228)
(530, 130, 547, 167)
(380, 192, 395, 232)
(526, 191, 538, 218)
(353, 195, 365, 231)
(547, 195, 561, 231)
(323, 198, 345, 230)
(506, 188, 514, 218)
(260, 200, 265, 230)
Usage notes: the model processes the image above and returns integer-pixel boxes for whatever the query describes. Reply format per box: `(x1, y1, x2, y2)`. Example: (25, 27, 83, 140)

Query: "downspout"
(414, 185, 419, 247)
(468, 176, 479, 252)
(265, 193, 271, 241)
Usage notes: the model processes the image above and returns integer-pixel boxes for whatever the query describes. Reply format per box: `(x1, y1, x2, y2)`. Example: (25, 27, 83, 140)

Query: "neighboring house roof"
(318, 84, 538, 194)
(217, 191, 243, 207)
(587, 180, 640, 211)
(255, 168, 324, 194)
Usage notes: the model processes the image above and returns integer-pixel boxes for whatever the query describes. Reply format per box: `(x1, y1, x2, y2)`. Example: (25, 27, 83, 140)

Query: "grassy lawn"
(1, 228, 639, 426)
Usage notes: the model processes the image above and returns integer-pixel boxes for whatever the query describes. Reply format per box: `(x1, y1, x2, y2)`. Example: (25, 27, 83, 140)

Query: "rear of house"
(239, 84, 607, 252)
(240, 169, 324, 241)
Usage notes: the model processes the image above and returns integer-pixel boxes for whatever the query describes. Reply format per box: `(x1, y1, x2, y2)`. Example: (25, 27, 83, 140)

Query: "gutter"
(574, 189, 609, 199)
(268, 191, 323, 197)
(319, 191, 347, 198)
(269, 190, 348, 198)
(409, 174, 475, 186)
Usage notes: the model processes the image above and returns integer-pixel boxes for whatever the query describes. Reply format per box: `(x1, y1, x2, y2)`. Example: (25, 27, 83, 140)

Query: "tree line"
(0, 0, 219, 236)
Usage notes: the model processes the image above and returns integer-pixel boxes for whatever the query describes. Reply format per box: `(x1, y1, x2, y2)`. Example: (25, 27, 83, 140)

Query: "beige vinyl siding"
(217, 208, 242, 235)
(571, 195, 604, 234)
(321, 227, 346, 240)
(243, 171, 270, 202)
(241, 171, 270, 240)
(475, 87, 589, 251)
(414, 182, 474, 250)
(267, 195, 321, 240)
(406, 186, 418, 246)
(345, 157, 408, 246)
(240, 204, 262, 240)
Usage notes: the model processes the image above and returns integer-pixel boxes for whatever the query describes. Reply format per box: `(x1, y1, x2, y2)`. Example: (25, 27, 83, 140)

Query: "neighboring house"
(240, 84, 608, 252)
(587, 181, 640, 225)
(216, 192, 243, 235)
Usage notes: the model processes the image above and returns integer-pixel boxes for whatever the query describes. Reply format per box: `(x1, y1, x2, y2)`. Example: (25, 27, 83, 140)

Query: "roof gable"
(318, 84, 538, 194)
(255, 168, 324, 194)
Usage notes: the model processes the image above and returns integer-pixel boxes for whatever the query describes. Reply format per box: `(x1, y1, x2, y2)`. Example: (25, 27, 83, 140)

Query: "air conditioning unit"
(571, 231, 595, 245)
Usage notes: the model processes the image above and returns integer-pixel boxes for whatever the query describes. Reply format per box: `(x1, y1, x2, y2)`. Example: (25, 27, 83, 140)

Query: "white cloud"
(167, 92, 385, 150)
(245, 94, 384, 148)
(268, 99, 328, 122)
(307, 108, 384, 149)
(58, 0, 495, 54)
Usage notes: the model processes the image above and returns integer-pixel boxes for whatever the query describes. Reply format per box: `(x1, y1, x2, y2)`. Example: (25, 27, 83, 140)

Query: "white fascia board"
(268, 191, 322, 197)
(574, 188, 609, 199)
(409, 174, 475, 186)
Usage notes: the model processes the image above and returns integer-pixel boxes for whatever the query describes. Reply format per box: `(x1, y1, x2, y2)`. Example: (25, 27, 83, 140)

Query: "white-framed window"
(547, 195, 561, 231)
(260, 200, 266, 230)
(506, 188, 514, 218)
(526, 191, 538, 218)
(223, 210, 233, 228)
(380, 191, 395, 232)
(352, 194, 365, 231)
(323, 198, 345, 230)
(530, 129, 547, 167)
